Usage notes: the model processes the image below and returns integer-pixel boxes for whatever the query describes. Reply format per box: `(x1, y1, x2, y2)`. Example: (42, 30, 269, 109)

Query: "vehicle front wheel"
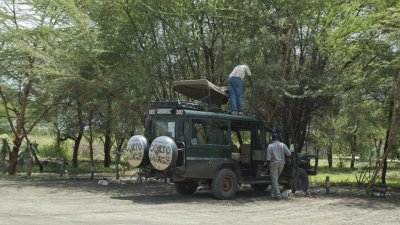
(212, 168, 238, 200)
(290, 168, 309, 192)
(174, 181, 198, 195)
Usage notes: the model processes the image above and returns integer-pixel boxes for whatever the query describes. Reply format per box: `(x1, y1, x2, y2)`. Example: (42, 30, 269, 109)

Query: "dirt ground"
(0, 175, 399, 225)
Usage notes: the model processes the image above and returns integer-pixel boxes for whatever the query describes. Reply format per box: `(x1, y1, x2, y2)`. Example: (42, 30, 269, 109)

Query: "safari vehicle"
(125, 79, 316, 199)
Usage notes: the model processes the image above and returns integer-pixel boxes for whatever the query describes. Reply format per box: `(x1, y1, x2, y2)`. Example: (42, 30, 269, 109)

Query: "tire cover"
(126, 135, 149, 167)
(149, 136, 178, 171)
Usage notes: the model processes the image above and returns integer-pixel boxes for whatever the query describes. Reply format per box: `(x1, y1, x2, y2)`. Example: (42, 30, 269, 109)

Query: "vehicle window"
(255, 126, 264, 148)
(231, 121, 252, 146)
(266, 131, 273, 144)
(154, 121, 176, 139)
(230, 131, 240, 150)
(191, 119, 228, 146)
(240, 130, 251, 144)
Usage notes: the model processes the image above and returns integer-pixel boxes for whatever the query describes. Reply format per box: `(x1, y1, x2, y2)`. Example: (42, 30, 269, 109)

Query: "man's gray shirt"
(266, 140, 291, 164)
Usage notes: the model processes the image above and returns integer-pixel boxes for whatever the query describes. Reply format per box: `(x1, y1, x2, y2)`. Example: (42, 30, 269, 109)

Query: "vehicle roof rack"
(149, 101, 205, 111)
(149, 101, 229, 113)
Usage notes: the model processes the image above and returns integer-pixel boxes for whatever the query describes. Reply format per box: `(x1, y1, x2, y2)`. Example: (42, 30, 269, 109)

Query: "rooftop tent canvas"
(172, 79, 228, 106)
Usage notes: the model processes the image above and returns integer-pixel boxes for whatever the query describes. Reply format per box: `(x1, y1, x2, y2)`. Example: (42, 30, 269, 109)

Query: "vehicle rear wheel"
(174, 181, 198, 195)
(212, 168, 238, 200)
(251, 183, 269, 192)
(290, 168, 309, 192)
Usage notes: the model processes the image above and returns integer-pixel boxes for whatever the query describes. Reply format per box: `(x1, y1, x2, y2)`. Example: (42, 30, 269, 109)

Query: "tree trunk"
(72, 133, 82, 168)
(314, 147, 320, 169)
(104, 98, 112, 168)
(104, 134, 112, 168)
(88, 110, 95, 180)
(115, 137, 124, 180)
(72, 100, 84, 168)
(8, 140, 21, 175)
(350, 134, 357, 169)
(350, 152, 356, 169)
(374, 138, 382, 159)
(381, 108, 392, 185)
(381, 92, 397, 184)
(367, 71, 399, 193)
(327, 143, 333, 168)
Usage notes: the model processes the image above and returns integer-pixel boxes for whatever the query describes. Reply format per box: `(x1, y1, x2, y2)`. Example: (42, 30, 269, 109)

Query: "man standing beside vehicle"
(266, 133, 291, 199)
(227, 64, 252, 115)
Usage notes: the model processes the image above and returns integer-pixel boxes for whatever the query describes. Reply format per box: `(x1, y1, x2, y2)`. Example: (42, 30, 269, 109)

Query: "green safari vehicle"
(125, 79, 316, 199)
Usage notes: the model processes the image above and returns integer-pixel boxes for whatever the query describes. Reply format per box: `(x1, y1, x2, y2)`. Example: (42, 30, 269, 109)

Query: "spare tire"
(149, 136, 178, 171)
(126, 135, 149, 167)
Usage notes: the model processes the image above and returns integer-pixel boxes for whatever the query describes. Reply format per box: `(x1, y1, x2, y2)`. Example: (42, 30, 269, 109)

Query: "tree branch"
(25, 103, 54, 136)
(0, 86, 17, 136)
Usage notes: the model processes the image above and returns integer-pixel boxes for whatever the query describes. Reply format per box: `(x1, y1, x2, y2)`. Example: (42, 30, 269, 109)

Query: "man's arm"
(282, 143, 291, 165)
(248, 76, 253, 87)
(265, 146, 271, 168)
(244, 65, 252, 77)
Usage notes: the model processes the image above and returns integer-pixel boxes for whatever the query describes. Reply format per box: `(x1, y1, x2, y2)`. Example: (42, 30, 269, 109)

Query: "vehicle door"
(185, 118, 230, 178)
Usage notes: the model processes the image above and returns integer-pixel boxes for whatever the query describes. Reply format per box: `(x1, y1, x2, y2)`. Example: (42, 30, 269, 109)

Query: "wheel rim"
(222, 176, 233, 192)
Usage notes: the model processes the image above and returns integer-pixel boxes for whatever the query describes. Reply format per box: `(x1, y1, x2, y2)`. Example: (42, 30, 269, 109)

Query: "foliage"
(39, 143, 70, 159)
(18, 142, 39, 162)
(312, 160, 400, 189)
(0, 138, 9, 158)
(0, 0, 399, 183)
(0, 138, 10, 172)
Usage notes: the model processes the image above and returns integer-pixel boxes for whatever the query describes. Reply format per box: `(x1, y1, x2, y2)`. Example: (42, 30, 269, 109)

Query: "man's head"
(272, 132, 279, 141)
(194, 123, 203, 131)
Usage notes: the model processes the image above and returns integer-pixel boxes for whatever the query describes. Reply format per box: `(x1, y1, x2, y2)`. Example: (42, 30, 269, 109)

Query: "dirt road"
(0, 176, 399, 225)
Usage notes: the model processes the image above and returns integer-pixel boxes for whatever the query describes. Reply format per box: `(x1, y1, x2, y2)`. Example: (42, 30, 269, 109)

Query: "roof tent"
(172, 79, 228, 106)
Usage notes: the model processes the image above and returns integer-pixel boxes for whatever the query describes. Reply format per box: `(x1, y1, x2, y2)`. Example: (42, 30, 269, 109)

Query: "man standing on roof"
(266, 133, 292, 200)
(228, 64, 252, 115)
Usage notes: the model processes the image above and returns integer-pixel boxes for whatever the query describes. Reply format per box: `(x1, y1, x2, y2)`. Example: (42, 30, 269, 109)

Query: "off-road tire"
(290, 168, 309, 192)
(212, 168, 238, 200)
(174, 181, 198, 195)
(126, 135, 149, 167)
(251, 183, 269, 192)
(148, 136, 178, 170)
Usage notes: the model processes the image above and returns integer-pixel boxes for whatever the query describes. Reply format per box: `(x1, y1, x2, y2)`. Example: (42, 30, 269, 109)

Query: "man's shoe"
(271, 196, 281, 200)
(238, 112, 244, 115)
(260, 170, 269, 177)
(230, 111, 237, 115)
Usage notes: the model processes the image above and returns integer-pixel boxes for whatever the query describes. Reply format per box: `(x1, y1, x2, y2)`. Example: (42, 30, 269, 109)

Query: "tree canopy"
(0, 0, 399, 180)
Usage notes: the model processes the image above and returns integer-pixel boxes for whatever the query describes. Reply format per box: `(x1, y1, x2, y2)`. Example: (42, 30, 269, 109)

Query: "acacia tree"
(79, 0, 156, 166)
(376, 6, 400, 185)
(0, 0, 69, 174)
(309, 111, 343, 168)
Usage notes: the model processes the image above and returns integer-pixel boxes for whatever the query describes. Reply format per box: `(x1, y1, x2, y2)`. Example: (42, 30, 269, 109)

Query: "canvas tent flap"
(172, 79, 228, 105)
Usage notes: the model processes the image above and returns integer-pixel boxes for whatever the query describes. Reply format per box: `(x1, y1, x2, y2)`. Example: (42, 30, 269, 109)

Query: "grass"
(3, 134, 399, 188)
(311, 159, 400, 189)
(0, 134, 134, 177)
(19, 135, 106, 160)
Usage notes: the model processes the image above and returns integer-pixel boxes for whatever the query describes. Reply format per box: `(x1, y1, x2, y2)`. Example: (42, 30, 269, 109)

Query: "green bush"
(336, 159, 346, 169)
(40, 142, 70, 159)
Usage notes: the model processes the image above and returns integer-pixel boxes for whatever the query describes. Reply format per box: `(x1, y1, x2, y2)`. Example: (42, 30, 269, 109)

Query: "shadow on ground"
(1, 174, 399, 209)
